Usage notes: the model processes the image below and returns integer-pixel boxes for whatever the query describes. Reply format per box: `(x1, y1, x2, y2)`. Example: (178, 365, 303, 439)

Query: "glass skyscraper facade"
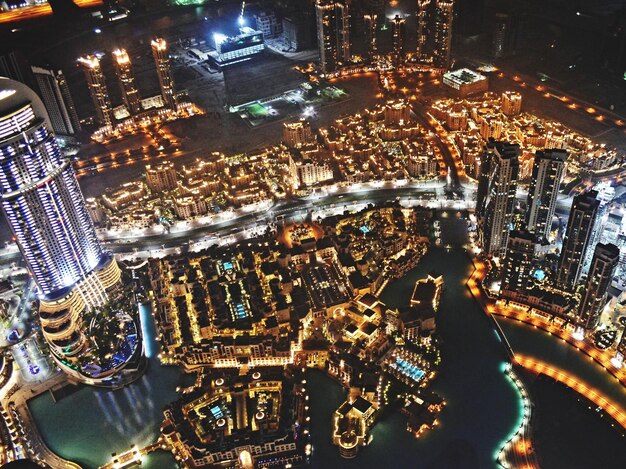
(0, 78, 142, 385)
(0, 77, 104, 298)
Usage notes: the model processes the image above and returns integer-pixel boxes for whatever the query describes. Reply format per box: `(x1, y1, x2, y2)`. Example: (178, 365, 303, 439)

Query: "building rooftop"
(443, 68, 487, 86)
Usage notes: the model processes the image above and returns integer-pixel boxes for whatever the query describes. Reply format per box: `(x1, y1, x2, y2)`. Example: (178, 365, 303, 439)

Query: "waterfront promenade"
(0, 367, 80, 469)
(465, 257, 540, 469)
(514, 355, 626, 430)
(468, 258, 626, 388)
(467, 256, 626, 467)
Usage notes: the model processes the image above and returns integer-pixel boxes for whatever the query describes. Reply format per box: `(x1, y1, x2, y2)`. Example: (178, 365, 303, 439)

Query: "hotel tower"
(0, 77, 142, 386)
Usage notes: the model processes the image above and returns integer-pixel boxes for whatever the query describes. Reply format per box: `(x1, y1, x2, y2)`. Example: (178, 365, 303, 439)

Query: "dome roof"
(0, 76, 51, 129)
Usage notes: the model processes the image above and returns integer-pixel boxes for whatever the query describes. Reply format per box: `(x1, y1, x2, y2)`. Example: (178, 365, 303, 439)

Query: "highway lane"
(106, 184, 459, 255)
(0, 178, 578, 264)
(0, 183, 451, 263)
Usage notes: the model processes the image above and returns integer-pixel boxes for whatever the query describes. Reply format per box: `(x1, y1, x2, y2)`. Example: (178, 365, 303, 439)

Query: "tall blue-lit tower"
(0, 79, 103, 294)
(0, 77, 143, 386)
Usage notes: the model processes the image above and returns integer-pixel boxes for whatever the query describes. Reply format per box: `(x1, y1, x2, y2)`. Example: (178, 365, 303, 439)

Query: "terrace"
(301, 263, 351, 310)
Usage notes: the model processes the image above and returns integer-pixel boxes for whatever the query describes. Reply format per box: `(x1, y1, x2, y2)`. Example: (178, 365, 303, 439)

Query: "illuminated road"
(493, 306, 626, 386)
(466, 255, 626, 467)
(412, 104, 466, 186)
(102, 183, 472, 257)
(497, 364, 539, 469)
(0, 182, 469, 264)
(0, 0, 102, 24)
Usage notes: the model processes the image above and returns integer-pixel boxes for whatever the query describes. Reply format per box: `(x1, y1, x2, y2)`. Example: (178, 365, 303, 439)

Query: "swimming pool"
(391, 357, 425, 382)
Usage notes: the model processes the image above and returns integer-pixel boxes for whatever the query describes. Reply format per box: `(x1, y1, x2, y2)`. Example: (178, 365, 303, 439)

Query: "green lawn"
(246, 102, 269, 119)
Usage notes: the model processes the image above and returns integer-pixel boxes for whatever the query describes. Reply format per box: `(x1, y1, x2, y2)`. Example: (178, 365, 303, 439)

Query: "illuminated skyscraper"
(151, 38, 177, 110)
(578, 243, 619, 330)
(363, 13, 378, 60)
(476, 141, 519, 257)
(525, 149, 567, 241)
(416, 0, 431, 61)
(416, 0, 454, 69)
(0, 78, 104, 295)
(78, 54, 113, 127)
(31, 66, 81, 137)
(0, 50, 36, 90)
(112, 48, 142, 115)
(315, 0, 350, 73)
(0, 78, 141, 385)
(557, 190, 600, 290)
(501, 230, 537, 294)
(432, 0, 454, 69)
(391, 15, 406, 63)
(492, 11, 519, 59)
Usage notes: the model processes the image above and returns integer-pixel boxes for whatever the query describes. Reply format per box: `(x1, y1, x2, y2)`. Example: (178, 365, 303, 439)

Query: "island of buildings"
(148, 201, 445, 464)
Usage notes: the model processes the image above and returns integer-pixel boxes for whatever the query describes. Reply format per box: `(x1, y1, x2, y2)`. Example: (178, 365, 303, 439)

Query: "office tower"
(416, 0, 454, 69)
(315, 0, 350, 74)
(112, 49, 142, 115)
(0, 78, 140, 385)
(501, 230, 536, 294)
(78, 54, 113, 127)
(476, 141, 519, 257)
(0, 50, 36, 90)
(432, 0, 454, 69)
(363, 13, 378, 60)
(254, 11, 282, 38)
(31, 66, 81, 137)
(391, 15, 406, 62)
(557, 190, 600, 290)
(501, 91, 522, 115)
(578, 243, 619, 330)
(282, 15, 314, 51)
(416, 0, 431, 61)
(584, 186, 613, 272)
(151, 38, 177, 110)
(492, 11, 519, 58)
(525, 149, 567, 241)
(146, 161, 178, 192)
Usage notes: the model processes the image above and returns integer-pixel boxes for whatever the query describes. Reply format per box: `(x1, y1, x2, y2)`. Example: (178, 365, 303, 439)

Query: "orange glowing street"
(0, 0, 102, 24)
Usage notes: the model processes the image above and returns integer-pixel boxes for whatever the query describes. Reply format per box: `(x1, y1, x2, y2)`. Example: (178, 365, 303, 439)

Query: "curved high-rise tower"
(0, 77, 142, 386)
(0, 79, 104, 295)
